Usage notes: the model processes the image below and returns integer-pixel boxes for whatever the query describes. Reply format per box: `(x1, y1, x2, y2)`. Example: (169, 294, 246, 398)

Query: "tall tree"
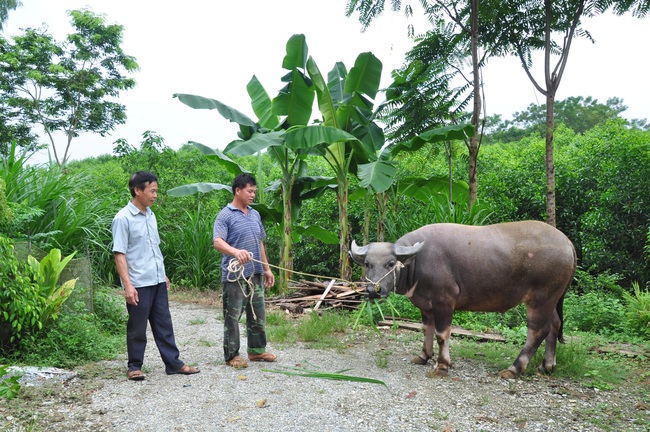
(0, 0, 20, 31)
(488, 0, 649, 226)
(0, 9, 138, 165)
(348, 0, 489, 210)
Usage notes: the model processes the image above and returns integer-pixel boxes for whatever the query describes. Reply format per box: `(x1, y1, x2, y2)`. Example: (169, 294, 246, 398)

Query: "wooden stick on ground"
(313, 279, 336, 311)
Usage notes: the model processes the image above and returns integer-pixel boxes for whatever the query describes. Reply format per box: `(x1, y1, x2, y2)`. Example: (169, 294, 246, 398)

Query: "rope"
(226, 253, 259, 320)
(364, 261, 403, 295)
(224, 252, 402, 314)
(228, 254, 351, 285)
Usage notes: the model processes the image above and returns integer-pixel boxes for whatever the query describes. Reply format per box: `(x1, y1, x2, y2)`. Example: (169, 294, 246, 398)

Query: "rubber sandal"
(166, 364, 200, 375)
(127, 370, 145, 381)
(248, 352, 277, 362)
(226, 356, 248, 369)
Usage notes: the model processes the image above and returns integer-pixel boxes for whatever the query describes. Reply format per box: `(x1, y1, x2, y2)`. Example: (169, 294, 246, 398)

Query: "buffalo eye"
(387, 260, 395, 269)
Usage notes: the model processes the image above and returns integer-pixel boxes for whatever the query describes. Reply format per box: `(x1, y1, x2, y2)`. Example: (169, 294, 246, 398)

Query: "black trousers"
(125, 282, 184, 373)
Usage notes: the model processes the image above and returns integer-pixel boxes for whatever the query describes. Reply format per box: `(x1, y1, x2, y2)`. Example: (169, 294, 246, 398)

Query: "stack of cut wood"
(267, 279, 368, 314)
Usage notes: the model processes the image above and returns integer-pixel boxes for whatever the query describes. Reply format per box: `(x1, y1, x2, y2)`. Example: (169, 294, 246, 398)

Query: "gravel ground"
(3, 301, 649, 431)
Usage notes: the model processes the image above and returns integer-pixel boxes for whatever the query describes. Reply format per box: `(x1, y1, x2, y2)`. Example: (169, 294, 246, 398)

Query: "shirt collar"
(127, 201, 151, 216)
(227, 203, 251, 213)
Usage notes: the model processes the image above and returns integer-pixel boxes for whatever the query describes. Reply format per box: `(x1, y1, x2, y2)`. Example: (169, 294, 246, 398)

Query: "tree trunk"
(337, 177, 351, 281)
(468, 0, 481, 211)
(279, 182, 294, 294)
(545, 91, 556, 227)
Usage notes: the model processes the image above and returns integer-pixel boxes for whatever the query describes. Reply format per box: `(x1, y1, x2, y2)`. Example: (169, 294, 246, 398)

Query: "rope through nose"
(364, 261, 404, 294)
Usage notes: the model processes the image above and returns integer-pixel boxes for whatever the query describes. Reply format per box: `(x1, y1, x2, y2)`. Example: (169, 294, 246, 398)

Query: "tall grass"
(165, 204, 219, 289)
(1, 145, 117, 283)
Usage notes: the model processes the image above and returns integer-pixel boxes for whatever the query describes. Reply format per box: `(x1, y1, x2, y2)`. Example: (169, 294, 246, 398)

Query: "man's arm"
(214, 237, 252, 265)
(115, 252, 139, 306)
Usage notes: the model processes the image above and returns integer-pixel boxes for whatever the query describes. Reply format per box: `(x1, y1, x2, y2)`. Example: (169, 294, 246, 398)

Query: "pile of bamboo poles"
(267, 279, 368, 313)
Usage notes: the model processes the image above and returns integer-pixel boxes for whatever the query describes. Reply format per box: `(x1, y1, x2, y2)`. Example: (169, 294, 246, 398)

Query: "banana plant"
(170, 36, 335, 290)
(27, 248, 77, 322)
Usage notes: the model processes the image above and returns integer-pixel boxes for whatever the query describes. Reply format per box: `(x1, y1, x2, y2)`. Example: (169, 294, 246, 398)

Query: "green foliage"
(27, 248, 77, 322)
(0, 177, 11, 231)
(622, 282, 650, 339)
(0, 236, 77, 350)
(2, 285, 126, 368)
(0, 236, 45, 347)
(570, 122, 650, 285)
(564, 291, 626, 335)
(486, 96, 629, 143)
(165, 204, 220, 290)
(0, 9, 138, 165)
(1, 143, 117, 289)
(295, 311, 350, 345)
(0, 365, 21, 400)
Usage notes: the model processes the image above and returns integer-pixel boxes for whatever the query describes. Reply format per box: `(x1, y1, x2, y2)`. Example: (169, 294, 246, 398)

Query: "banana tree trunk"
(279, 182, 294, 294)
(337, 176, 351, 281)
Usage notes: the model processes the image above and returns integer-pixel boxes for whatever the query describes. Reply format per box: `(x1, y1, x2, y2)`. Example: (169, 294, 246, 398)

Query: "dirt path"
(3, 301, 649, 431)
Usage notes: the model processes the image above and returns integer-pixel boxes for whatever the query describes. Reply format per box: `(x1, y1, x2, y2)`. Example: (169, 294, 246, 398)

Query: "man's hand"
(234, 248, 252, 265)
(125, 286, 139, 306)
(263, 269, 275, 288)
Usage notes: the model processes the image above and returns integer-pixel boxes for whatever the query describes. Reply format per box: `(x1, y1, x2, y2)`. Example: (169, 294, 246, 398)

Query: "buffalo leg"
(498, 306, 553, 379)
(539, 308, 561, 373)
(411, 312, 435, 365)
(426, 311, 453, 378)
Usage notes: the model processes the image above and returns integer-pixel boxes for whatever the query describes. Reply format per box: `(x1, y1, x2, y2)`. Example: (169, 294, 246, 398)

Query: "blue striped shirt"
(213, 204, 266, 282)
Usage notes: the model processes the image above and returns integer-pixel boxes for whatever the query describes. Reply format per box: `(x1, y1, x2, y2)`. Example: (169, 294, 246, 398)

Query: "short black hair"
(128, 171, 158, 197)
(232, 173, 256, 194)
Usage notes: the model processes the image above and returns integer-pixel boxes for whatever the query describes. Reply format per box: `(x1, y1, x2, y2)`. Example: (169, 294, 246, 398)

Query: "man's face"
(134, 181, 158, 208)
(235, 183, 257, 206)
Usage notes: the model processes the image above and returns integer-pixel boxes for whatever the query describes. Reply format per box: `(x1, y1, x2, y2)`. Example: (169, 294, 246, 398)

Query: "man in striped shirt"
(213, 173, 276, 368)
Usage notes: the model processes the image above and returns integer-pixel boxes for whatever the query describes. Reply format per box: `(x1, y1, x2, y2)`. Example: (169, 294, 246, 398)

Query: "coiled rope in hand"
(226, 252, 260, 320)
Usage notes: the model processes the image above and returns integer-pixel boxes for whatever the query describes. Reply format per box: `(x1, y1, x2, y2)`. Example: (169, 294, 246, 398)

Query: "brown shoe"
(127, 370, 145, 381)
(166, 364, 200, 375)
(248, 352, 277, 362)
(226, 356, 248, 369)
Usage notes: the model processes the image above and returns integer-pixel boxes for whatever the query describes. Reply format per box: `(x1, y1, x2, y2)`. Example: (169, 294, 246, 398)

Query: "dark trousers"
(222, 274, 267, 362)
(126, 282, 184, 373)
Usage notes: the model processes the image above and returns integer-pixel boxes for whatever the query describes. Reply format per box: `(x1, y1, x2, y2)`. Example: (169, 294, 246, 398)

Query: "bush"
(564, 291, 626, 335)
(622, 282, 650, 339)
(0, 236, 46, 348)
(2, 285, 126, 368)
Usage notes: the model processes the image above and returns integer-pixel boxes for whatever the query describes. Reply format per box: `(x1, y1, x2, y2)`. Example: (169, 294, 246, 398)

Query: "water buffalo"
(349, 221, 576, 379)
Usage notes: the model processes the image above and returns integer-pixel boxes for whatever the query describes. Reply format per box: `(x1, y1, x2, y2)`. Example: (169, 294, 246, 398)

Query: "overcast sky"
(3, 0, 648, 164)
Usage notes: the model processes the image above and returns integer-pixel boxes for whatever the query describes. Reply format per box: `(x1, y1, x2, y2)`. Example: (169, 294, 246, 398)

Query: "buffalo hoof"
(498, 368, 519, 379)
(426, 366, 448, 378)
(538, 363, 556, 374)
(410, 354, 429, 365)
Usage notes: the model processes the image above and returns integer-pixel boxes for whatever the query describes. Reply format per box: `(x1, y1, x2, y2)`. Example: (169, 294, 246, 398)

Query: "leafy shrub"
(0, 365, 21, 400)
(5, 285, 126, 368)
(27, 248, 77, 323)
(622, 282, 650, 338)
(564, 291, 626, 335)
(92, 285, 128, 335)
(0, 236, 46, 347)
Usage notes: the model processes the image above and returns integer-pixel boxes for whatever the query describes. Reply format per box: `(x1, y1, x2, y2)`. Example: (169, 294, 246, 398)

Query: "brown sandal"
(248, 352, 277, 362)
(166, 364, 200, 375)
(226, 356, 248, 369)
(127, 370, 145, 381)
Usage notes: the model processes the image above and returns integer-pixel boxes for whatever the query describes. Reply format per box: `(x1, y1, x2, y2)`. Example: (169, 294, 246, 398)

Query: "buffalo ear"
(349, 240, 368, 265)
(395, 241, 425, 264)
